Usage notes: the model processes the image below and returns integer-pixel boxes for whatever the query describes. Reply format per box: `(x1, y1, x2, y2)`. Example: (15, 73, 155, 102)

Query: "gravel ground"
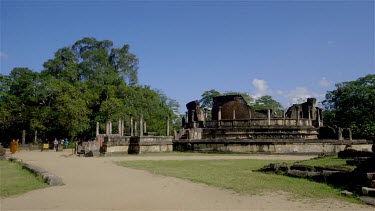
(1, 151, 372, 210)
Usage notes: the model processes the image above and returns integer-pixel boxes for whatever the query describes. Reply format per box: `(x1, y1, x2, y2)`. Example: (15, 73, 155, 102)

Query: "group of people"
(53, 138, 69, 151)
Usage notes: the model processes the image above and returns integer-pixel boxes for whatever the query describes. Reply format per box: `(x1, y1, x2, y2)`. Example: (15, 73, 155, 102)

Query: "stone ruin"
(76, 114, 173, 156)
(173, 95, 371, 154)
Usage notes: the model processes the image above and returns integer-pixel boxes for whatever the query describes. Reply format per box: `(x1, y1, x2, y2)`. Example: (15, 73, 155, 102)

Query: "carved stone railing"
(205, 118, 318, 128)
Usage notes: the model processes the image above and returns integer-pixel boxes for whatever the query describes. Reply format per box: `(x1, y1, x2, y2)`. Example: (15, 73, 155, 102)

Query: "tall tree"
(252, 95, 283, 111)
(322, 74, 375, 138)
(199, 89, 221, 110)
(0, 38, 179, 145)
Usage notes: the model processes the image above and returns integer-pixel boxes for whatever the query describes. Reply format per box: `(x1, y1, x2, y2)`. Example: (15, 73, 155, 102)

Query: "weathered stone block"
(290, 164, 315, 172)
(359, 196, 375, 206)
(315, 166, 352, 173)
(367, 173, 375, 180)
(340, 190, 353, 196)
(362, 187, 375, 197)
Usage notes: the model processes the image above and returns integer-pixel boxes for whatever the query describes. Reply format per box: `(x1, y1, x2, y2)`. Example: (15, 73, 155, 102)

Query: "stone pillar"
(317, 109, 321, 127)
(191, 110, 195, 122)
(109, 121, 112, 134)
(34, 130, 37, 144)
(296, 109, 300, 126)
(118, 119, 122, 136)
(121, 120, 124, 136)
(96, 122, 100, 136)
(106, 121, 110, 135)
(140, 114, 143, 137)
(321, 111, 324, 126)
(308, 108, 311, 126)
(134, 121, 137, 136)
(267, 110, 271, 126)
(218, 107, 222, 120)
(144, 122, 147, 133)
(185, 112, 188, 123)
(218, 106, 222, 127)
(233, 109, 236, 120)
(130, 116, 134, 136)
(283, 110, 286, 126)
(348, 128, 352, 140)
(22, 130, 26, 144)
(166, 116, 170, 136)
(338, 127, 343, 140)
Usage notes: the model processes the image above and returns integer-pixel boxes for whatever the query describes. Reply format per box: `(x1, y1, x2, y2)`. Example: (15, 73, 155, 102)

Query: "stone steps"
(362, 187, 375, 197)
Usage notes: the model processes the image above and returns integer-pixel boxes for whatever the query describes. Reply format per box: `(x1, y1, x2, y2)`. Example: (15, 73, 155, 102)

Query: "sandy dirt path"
(1, 151, 372, 210)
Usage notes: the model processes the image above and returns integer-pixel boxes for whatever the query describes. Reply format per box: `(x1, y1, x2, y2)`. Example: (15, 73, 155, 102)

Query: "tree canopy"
(0, 37, 179, 145)
(322, 74, 375, 138)
(199, 90, 282, 111)
(252, 95, 283, 111)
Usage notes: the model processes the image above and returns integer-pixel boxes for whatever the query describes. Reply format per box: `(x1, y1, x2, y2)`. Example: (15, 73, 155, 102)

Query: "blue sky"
(1, 0, 374, 112)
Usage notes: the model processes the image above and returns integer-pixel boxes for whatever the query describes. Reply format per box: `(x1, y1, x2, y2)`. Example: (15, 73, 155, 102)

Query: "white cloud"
(318, 77, 331, 88)
(0, 51, 8, 59)
(276, 90, 284, 95)
(251, 78, 269, 98)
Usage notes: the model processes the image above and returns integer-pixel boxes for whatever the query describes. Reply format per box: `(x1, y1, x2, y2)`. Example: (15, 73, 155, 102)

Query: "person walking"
(64, 139, 69, 149)
(53, 138, 58, 151)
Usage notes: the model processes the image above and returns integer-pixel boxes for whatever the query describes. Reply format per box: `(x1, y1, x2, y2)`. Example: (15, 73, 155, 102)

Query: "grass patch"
(297, 156, 355, 170)
(118, 159, 359, 203)
(0, 160, 48, 197)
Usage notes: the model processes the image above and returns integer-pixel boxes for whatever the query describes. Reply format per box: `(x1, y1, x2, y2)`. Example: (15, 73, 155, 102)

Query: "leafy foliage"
(252, 95, 283, 111)
(0, 38, 179, 145)
(322, 74, 375, 138)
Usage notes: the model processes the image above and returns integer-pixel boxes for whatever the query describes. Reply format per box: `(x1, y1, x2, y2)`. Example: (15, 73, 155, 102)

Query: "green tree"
(322, 74, 375, 138)
(0, 37, 179, 145)
(199, 89, 221, 110)
(223, 91, 253, 105)
(252, 95, 283, 111)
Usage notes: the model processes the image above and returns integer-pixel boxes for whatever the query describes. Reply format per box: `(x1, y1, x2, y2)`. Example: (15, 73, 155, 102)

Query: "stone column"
(233, 109, 236, 120)
(317, 109, 321, 127)
(96, 122, 100, 136)
(144, 122, 147, 133)
(130, 116, 134, 136)
(140, 114, 143, 137)
(118, 119, 122, 136)
(308, 108, 311, 126)
(283, 110, 286, 126)
(34, 130, 37, 144)
(296, 109, 300, 126)
(321, 111, 324, 126)
(185, 112, 188, 123)
(267, 110, 271, 126)
(109, 121, 112, 134)
(166, 116, 170, 136)
(191, 110, 195, 122)
(218, 107, 222, 120)
(134, 121, 137, 136)
(121, 120, 124, 136)
(338, 127, 343, 140)
(348, 128, 352, 140)
(106, 121, 110, 135)
(218, 106, 222, 127)
(22, 130, 26, 144)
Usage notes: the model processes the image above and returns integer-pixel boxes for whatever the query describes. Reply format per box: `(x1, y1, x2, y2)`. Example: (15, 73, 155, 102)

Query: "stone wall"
(173, 139, 372, 154)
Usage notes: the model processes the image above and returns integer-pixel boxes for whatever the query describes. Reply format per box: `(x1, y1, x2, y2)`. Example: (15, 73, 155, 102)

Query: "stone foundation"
(173, 139, 371, 154)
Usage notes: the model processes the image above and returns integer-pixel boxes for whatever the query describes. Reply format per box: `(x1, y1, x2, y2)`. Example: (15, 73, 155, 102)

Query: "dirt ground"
(1, 151, 372, 210)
